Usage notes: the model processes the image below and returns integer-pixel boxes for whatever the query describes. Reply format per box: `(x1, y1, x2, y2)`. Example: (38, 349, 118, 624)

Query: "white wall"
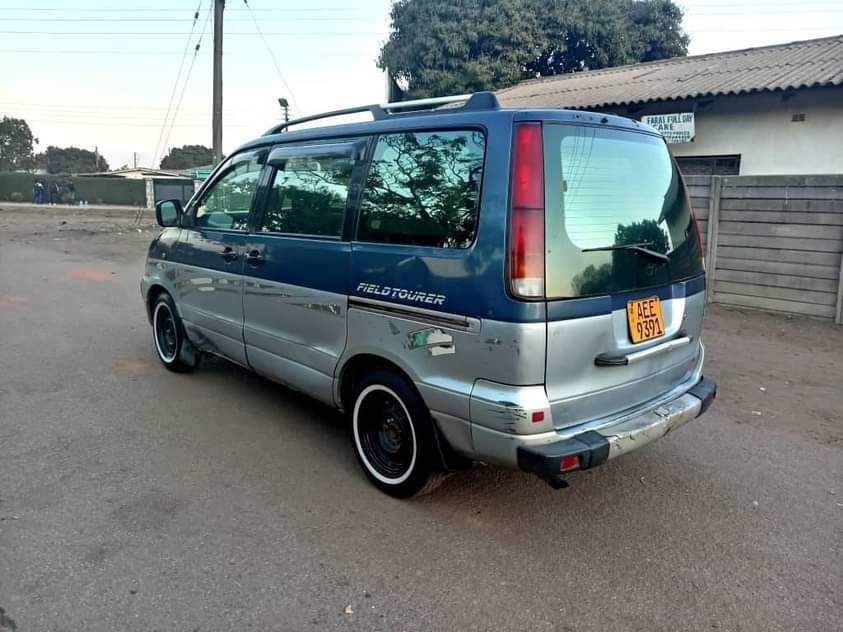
(661, 88, 843, 175)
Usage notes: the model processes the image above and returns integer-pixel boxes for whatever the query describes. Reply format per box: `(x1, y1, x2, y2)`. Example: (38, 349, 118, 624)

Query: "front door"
(241, 141, 364, 405)
(173, 150, 264, 366)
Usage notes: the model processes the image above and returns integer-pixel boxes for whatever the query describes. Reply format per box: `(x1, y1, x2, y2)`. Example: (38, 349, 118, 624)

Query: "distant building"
(91, 167, 185, 180)
(80, 167, 196, 207)
(497, 35, 843, 176)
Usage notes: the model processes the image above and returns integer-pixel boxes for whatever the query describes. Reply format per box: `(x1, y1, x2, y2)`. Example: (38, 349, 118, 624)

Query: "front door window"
(194, 154, 263, 230)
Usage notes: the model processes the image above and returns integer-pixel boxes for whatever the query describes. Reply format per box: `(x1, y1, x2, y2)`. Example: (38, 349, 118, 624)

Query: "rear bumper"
(517, 377, 717, 483)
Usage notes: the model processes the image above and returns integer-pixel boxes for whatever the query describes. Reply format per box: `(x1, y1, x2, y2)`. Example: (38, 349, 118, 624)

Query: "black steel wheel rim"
(155, 306, 177, 361)
(358, 390, 415, 479)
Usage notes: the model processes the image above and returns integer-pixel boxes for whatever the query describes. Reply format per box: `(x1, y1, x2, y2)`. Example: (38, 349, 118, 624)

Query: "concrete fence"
(686, 174, 843, 324)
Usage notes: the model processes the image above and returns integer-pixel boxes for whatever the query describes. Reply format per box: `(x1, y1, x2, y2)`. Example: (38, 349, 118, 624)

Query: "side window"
(261, 151, 354, 237)
(357, 130, 485, 248)
(194, 154, 262, 230)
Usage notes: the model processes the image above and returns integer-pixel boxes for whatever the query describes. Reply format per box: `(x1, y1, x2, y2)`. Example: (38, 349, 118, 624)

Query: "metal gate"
(153, 178, 195, 205)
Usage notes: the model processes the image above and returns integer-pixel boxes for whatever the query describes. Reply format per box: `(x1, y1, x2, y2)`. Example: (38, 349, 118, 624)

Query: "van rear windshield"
(543, 124, 703, 299)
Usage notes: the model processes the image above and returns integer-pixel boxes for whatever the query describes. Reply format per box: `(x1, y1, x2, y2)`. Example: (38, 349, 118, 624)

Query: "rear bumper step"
(517, 377, 717, 485)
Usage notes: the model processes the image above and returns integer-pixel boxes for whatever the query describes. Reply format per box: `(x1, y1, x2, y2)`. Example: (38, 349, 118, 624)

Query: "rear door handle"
(245, 249, 264, 265)
(595, 333, 692, 367)
(220, 246, 238, 262)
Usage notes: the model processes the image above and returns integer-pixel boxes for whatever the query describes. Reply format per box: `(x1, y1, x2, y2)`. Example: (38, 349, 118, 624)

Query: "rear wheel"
(350, 369, 445, 498)
(152, 292, 196, 373)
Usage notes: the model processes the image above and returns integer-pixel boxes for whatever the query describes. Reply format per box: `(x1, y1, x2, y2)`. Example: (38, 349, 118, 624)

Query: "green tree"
(379, 0, 544, 98)
(379, 0, 689, 98)
(629, 0, 690, 62)
(36, 146, 109, 174)
(0, 116, 38, 171)
(160, 145, 214, 170)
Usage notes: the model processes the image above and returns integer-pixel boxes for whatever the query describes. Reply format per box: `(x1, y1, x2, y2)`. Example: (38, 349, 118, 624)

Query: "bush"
(9, 191, 23, 202)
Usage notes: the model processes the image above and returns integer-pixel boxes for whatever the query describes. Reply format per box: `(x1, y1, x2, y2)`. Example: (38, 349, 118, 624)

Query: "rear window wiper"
(581, 242, 670, 263)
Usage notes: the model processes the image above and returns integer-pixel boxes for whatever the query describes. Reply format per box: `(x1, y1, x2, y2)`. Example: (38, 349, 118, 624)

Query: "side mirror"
(155, 199, 183, 227)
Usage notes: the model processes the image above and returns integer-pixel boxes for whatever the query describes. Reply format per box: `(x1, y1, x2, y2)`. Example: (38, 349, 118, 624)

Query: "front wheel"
(152, 292, 196, 373)
(350, 369, 446, 498)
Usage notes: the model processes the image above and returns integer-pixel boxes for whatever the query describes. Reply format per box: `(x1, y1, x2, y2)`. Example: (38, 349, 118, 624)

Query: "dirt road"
(1, 205, 840, 631)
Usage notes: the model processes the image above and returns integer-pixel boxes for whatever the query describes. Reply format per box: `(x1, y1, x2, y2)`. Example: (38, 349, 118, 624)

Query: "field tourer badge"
(357, 282, 446, 306)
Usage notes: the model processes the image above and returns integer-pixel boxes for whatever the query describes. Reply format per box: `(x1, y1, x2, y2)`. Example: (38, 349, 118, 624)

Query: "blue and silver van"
(142, 92, 716, 497)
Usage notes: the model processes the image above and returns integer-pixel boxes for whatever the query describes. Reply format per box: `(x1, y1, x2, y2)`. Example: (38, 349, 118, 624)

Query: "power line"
(0, 5, 383, 10)
(2, 9, 841, 20)
(21, 118, 260, 128)
(7, 0, 838, 7)
(688, 27, 841, 32)
(0, 49, 212, 55)
(1, 105, 276, 117)
(0, 16, 378, 21)
(241, 0, 300, 117)
(0, 49, 361, 57)
(6, 28, 831, 36)
(680, 0, 842, 4)
(157, 4, 214, 165)
(0, 0, 838, 9)
(683, 0, 842, 3)
(0, 101, 298, 115)
(5, 111, 267, 123)
(0, 30, 385, 35)
(152, 0, 203, 170)
(685, 9, 843, 15)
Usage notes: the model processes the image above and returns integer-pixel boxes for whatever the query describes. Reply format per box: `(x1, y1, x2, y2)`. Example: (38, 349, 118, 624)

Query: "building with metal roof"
(498, 35, 843, 176)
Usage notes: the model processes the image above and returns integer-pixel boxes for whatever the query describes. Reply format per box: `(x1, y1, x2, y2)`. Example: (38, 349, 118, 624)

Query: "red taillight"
(531, 411, 545, 423)
(560, 455, 580, 472)
(510, 123, 545, 298)
(512, 123, 544, 209)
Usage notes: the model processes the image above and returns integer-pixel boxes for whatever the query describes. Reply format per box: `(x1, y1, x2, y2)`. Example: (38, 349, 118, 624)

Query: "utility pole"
(212, 0, 224, 164)
(133, 152, 137, 169)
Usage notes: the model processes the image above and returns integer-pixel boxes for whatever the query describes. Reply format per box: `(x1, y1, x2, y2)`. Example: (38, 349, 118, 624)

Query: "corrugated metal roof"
(497, 35, 843, 110)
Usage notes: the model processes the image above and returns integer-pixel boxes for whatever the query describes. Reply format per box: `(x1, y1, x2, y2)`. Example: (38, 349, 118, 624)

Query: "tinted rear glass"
(357, 130, 485, 248)
(543, 124, 703, 299)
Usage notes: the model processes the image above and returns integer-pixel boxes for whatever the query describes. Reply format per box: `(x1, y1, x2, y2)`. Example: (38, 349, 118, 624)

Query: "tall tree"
(36, 146, 109, 174)
(160, 145, 214, 170)
(379, 0, 689, 98)
(0, 116, 38, 171)
(628, 0, 690, 62)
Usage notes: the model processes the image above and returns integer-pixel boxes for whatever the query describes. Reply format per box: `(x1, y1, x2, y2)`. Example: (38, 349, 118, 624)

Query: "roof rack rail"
(263, 91, 500, 135)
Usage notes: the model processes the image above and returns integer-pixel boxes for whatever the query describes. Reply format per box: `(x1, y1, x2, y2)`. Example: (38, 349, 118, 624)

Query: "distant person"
(49, 181, 61, 206)
(33, 180, 45, 204)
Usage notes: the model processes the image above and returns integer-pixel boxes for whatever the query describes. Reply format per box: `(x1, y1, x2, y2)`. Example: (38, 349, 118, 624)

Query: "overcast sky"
(2, 0, 841, 169)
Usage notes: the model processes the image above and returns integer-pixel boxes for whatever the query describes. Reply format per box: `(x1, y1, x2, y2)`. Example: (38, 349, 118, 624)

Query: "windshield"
(543, 124, 703, 299)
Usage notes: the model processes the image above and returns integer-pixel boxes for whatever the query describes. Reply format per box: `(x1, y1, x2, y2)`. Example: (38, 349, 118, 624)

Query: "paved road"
(1, 208, 841, 631)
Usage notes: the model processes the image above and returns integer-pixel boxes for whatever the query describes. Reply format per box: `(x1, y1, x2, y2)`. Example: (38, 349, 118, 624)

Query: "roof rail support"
(464, 92, 500, 111)
(263, 91, 500, 136)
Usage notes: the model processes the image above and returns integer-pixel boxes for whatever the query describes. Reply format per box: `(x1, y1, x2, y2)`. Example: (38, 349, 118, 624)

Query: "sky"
(1, 0, 841, 170)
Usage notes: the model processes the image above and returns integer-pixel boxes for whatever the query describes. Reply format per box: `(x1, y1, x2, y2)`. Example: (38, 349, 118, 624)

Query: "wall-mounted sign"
(641, 112, 695, 144)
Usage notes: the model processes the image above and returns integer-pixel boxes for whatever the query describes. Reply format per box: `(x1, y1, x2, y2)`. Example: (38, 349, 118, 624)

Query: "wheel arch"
(145, 283, 168, 323)
(337, 353, 417, 413)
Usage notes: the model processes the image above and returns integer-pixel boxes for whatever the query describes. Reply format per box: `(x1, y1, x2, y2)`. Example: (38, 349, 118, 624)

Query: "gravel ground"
(1, 204, 841, 631)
